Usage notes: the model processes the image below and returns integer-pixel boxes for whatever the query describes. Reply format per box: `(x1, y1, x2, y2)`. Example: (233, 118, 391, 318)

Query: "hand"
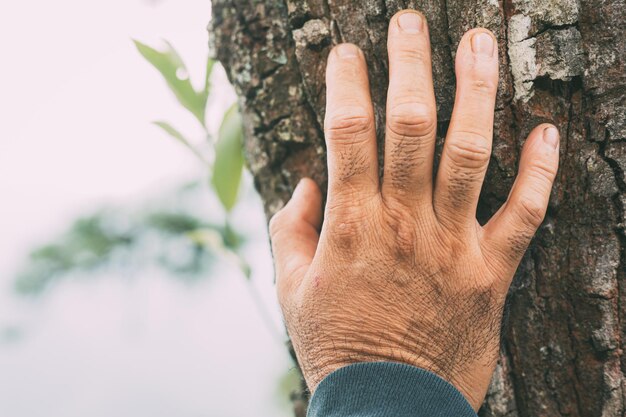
(269, 9, 559, 410)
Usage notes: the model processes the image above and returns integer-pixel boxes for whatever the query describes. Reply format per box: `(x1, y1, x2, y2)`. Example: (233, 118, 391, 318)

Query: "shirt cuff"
(307, 362, 478, 417)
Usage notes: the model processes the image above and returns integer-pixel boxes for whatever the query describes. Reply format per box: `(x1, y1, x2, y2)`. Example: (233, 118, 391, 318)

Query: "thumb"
(269, 178, 323, 296)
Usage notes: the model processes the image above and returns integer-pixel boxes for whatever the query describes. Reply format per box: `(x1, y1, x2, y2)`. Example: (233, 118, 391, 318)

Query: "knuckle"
(385, 209, 417, 260)
(468, 77, 498, 96)
(326, 203, 367, 252)
(393, 47, 428, 65)
(516, 198, 546, 229)
(325, 106, 373, 142)
(387, 102, 436, 139)
(528, 159, 558, 183)
(330, 218, 363, 253)
(333, 220, 361, 250)
(446, 133, 492, 169)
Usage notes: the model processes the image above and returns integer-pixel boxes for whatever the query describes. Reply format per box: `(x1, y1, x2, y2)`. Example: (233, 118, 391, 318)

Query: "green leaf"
(204, 58, 216, 96)
(212, 104, 244, 212)
(153, 121, 207, 163)
(134, 39, 207, 126)
(198, 59, 215, 124)
(153, 120, 188, 143)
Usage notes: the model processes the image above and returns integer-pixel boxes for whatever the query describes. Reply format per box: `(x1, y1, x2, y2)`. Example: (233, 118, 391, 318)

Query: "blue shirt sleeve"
(307, 362, 478, 417)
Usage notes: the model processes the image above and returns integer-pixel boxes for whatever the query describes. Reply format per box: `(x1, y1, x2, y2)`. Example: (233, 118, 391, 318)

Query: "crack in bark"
(521, 22, 579, 42)
(598, 130, 626, 416)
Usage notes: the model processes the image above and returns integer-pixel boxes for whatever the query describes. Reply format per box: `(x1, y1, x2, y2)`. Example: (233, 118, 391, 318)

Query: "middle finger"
(382, 10, 437, 208)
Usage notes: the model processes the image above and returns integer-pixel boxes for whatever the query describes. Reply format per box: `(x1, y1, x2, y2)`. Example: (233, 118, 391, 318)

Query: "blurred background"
(0, 0, 298, 415)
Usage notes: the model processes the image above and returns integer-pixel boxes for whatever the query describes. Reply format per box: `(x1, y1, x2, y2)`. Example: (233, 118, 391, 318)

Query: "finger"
(324, 43, 379, 203)
(482, 125, 560, 281)
(269, 179, 323, 297)
(434, 29, 499, 228)
(382, 10, 437, 206)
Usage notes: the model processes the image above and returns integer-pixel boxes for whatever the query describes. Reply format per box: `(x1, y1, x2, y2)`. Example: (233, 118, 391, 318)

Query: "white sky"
(0, 1, 294, 416)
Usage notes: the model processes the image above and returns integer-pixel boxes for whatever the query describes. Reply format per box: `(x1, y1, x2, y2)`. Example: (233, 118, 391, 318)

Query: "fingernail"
(471, 32, 495, 56)
(398, 12, 423, 33)
(543, 126, 560, 149)
(336, 43, 359, 58)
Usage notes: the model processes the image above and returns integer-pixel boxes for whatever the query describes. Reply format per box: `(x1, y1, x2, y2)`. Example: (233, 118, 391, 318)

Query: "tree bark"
(209, 0, 626, 415)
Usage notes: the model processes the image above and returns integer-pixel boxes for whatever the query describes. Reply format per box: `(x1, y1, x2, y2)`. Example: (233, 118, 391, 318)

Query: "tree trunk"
(209, 0, 625, 415)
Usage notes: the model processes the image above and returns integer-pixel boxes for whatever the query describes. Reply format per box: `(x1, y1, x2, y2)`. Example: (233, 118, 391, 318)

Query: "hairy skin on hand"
(269, 9, 559, 411)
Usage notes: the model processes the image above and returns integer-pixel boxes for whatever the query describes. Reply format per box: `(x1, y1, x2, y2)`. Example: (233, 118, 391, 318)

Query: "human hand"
(269, 9, 559, 410)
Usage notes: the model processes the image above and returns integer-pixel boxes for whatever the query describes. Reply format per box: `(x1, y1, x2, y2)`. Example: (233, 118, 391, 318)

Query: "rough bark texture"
(209, 0, 626, 415)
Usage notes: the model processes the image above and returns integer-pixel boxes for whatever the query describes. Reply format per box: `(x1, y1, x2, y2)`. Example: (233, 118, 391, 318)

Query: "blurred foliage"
(15, 40, 250, 294)
(1, 326, 23, 343)
(15, 185, 246, 295)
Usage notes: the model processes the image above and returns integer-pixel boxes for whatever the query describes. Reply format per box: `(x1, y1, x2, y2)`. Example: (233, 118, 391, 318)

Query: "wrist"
(299, 340, 495, 411)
